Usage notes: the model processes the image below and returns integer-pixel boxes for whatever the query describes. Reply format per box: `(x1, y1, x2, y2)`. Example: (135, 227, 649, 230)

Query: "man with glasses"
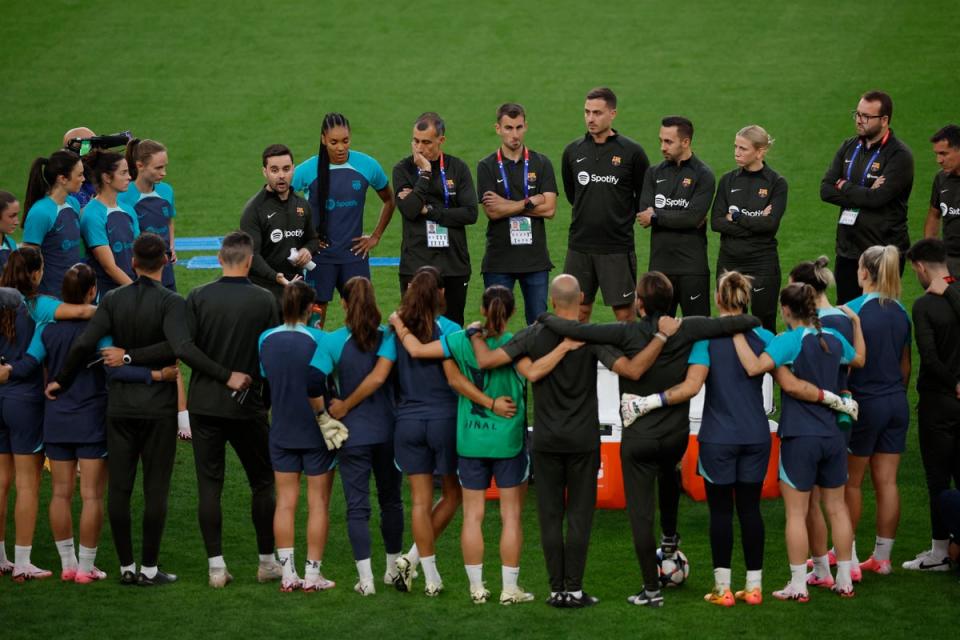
(820, 90, 914, 303)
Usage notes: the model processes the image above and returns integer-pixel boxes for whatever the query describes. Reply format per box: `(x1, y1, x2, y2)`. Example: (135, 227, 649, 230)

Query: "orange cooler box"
(681, 420, 782, 501)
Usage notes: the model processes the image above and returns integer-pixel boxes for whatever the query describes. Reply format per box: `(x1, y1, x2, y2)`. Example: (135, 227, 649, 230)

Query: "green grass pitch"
(1, 1, 958, 637)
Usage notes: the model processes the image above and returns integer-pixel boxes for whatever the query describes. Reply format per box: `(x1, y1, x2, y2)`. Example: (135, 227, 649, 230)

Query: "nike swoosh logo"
(731, 188, 742, 193)
(622, 291, 634, 299)
(689, 294, 701, 301)
(267, 212, 278, 219)
(917, 560, 949, 569)
(496, 179, 503, 183)
(844, 160, 852, 164)
(656, 179, 667, 183)
(576, 157, 586, 163)
(753, 287, 765, 293)
(942, 189, 950, 194)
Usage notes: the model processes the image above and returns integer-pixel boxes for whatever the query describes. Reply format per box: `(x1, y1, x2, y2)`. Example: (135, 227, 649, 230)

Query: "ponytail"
(0, 246, 42, 298)
(83, 149, 125, 193)
(281, 280, 315, 325)
(125, 138, 166, 181)
(717, 270, 752, 313)
(315, 113, 350, 241)
(61, 262, 97, 304)
(0, 304, 14, 343)
(24, 150, 80, 221)
(398, 266, 442, 343)
(482, 285, 515, 336)
(860, 245, 901, 302)
(789, 255, 834, 293)
(342, 276, 381, 352)
(780, 282, 830, 353)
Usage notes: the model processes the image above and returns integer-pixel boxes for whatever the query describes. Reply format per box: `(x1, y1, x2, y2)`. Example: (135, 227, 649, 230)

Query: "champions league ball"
(657, 549, 690, 587)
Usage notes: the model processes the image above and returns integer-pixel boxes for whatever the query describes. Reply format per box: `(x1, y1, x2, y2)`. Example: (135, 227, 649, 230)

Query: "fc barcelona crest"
(612, 156, 621, 166)
(758, 188, 768, 198)
(352, 180, 362, 191)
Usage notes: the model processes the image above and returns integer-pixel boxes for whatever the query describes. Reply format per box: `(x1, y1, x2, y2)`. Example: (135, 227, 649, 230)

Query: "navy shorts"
(0, 398, 44, 455)
(307, 261, 371, 303)
(458, 449, 530, 490)
(269, 440, 337, 476)
(698, 440, 770, 485)
(779, 434, 848, 491)
(394, 417, 457, 476)
(45, 441, 109, 461)
(848, 392, 909, 457)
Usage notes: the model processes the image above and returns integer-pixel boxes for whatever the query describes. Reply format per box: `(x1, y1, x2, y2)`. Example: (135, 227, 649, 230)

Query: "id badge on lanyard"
(840, 132, 888, 227)
(427, 221, 449, 248)
(418, 152, 450, 249)
(498, 147, 533, 246)
(423, 152, 451, 248)
(509, 216, 533, 245)
(839, 209, 860, 226)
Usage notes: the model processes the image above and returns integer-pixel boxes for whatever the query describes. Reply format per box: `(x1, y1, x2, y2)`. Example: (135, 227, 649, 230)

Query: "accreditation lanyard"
(496, 147, 530, 200)
(438, 153, 450, 207)
(845, 130, 890, 186)
(418, 154, 451, 207)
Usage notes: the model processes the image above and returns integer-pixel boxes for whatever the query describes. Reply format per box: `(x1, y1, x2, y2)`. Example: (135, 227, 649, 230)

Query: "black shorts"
(563, 249, 636, 307)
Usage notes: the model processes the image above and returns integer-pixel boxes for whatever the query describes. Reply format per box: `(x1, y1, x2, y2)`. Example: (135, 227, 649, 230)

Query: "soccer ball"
(657, 549, 690, 587)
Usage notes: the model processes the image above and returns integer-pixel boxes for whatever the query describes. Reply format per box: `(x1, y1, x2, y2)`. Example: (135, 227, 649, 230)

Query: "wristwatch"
(122, 354, 132, 365)
(523, 198, 535, 212)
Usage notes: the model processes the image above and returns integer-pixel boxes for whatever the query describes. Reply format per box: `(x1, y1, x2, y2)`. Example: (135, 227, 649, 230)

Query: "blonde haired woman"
(711, 125, 788, 332)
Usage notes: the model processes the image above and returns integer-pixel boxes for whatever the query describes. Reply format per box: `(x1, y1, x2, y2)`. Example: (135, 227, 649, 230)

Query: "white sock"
(713, 567, 731, 591)
(386, 552, 401, 571)
(745, 569, 762, 591)
(140, 565, 158, 579)
(121, 563, 136, 576)
(932, 538, 950, 558)
(0, 540, 7, 563)
(569, 590, 583, 598)
(850, 539, 860, 565)
(305, 559, 320, 577)
(836, 560, 852, 589)
(812, 554, 832, 579)
(789, 564, 807, 593)
(208, 555, 226, 570)
(278, 548, 295, 579)
(14, 545, 31, 567)
(420, 555, 441, 584)
(78, 545, 97, 574)
(502, 565, 519, 590)
(259, 553, 276, 564)
(55, 538, 78, 570)
(177, 410, 190, 432)
(464, 563, 483, 589)
(407, 544, 420, 568)
(873, 536, 894, 562)
(357, 558, 373, 582)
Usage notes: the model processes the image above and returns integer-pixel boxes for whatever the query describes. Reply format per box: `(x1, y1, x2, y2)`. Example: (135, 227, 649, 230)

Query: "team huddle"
(0, 86, 959, 611)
